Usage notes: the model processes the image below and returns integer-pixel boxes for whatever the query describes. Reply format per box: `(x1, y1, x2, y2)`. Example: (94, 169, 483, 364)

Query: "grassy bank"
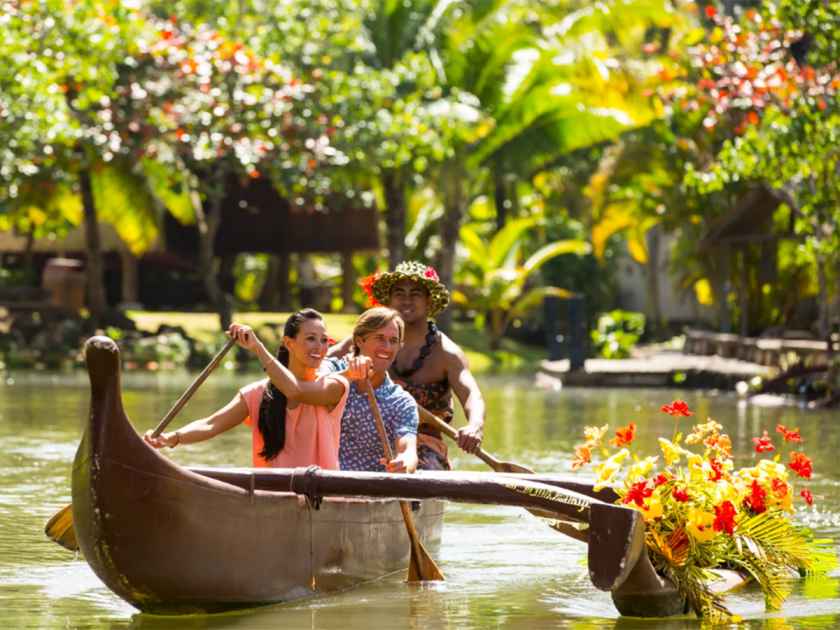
(126, 310, 546, 374)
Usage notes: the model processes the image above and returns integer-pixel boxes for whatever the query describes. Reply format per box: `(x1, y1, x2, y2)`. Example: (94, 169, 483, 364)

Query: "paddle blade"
(407, 540, 445, 582)
(492, 461, 534, 474)
(45, 504, 79, 552)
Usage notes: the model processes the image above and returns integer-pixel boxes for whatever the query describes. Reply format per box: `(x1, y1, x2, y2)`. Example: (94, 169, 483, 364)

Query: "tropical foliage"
(570, 400, 835, 621)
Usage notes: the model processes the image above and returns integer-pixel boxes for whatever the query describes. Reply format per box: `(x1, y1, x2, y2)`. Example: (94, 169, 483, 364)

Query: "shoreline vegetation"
(0, 310, 546, 375)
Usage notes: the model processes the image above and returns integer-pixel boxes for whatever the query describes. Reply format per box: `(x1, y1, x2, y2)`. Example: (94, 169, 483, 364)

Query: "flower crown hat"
(361, 261, 450, 318)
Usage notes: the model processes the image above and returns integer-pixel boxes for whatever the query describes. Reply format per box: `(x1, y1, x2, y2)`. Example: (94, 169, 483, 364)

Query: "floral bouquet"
(570, 400, 835, 621)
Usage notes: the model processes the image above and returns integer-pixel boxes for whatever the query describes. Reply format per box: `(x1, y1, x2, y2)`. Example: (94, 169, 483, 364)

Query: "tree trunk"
(644, 225, 663, 338)
(258, 253, 292, 311)
(192, 189, 230, 331)
(436, 158, 466, 332)
(340, 251, 357, 313)
(79, 167, 107, 326)
(382, 169, 406, 268)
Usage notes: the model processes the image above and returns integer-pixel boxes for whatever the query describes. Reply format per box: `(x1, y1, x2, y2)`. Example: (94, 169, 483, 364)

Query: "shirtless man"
(332, 261, 486, 470)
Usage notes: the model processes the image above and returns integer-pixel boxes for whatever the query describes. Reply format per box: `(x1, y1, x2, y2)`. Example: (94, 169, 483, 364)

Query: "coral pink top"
(239, 373, 348, 469)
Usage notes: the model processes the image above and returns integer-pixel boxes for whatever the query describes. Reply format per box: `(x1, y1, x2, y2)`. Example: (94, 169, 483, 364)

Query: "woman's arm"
(229, 323, 347, 407)
(143, 393, 247, 449)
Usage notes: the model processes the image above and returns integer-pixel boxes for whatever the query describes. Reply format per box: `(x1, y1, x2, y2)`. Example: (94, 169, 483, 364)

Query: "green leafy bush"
(591, 310, 645, 359)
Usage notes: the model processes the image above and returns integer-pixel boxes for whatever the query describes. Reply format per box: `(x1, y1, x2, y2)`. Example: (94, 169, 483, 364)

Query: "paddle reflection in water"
(2, 372, 840, 628)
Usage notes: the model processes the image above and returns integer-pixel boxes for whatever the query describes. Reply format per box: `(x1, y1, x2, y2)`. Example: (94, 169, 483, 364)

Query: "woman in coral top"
(143, 309, 361, 469)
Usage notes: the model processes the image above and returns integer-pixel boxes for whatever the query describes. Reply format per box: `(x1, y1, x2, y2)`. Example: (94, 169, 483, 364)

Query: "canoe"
(72, 336, 444, 614)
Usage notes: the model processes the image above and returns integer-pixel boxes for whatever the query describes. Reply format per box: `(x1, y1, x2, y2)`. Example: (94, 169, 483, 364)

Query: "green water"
(1, 368, 839, 629)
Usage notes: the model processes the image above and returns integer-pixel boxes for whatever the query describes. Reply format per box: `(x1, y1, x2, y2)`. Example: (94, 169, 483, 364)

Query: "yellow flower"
(583, 424, 609, 447)
(685, 419, 723, 445)
(627, 455, 659, 482)
(686, 507, 718, 543)
(659, 438, 685, 466)
(593, 448, 629, 490)
(640, 496, 664, 522)
(713, 480, 740, 505)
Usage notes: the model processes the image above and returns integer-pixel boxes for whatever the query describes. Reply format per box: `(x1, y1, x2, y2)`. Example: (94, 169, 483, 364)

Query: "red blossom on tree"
(610, 422, 636, 447)
(713, 500, 737, 535)
(752, 431, 775, 453)
(789, 451, 813, 479)
(661, 400, 693, 417)
(800, 489, 814, 506)
(776, 424, 802, 443)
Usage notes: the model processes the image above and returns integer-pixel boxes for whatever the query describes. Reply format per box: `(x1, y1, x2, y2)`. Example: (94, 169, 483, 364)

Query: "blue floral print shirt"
(328, 358, 418, 471)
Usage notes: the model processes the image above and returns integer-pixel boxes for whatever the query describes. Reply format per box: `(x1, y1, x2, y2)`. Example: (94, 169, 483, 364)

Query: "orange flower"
(611, 423, 636, 447)
(661, 400, 693, 417)
(789, 451, 813, 479)
(571, 444, 592, 471)
(776, 424, 802, 443)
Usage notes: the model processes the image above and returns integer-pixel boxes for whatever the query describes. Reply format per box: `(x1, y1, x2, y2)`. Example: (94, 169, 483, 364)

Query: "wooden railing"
(683, 329, 832, 368)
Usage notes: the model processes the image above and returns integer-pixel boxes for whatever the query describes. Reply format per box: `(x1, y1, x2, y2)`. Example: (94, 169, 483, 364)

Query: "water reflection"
(1, 372, 838, 628)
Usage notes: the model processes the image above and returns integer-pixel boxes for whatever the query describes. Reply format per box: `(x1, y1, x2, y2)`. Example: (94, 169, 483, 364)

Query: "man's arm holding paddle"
(441, 332, 485, 454)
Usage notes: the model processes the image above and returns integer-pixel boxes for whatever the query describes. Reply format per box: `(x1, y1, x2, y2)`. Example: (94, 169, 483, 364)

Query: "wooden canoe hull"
(72, 336, 443, 613)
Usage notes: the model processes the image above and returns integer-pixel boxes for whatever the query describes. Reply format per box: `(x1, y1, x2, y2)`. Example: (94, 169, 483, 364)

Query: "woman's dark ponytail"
(257, 308, 323, 461)
(257, 346, 289, 460)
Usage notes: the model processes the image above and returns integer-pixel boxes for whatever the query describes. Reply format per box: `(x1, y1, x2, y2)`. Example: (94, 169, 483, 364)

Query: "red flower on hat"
(424, 267, 439, 282)
(359, 272, 382, 308)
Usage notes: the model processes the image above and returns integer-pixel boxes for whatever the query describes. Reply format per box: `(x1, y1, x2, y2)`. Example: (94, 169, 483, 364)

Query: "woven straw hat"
(361, 261, 450, 317)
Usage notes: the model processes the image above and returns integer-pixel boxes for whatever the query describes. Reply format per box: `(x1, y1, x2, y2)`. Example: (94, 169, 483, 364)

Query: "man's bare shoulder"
(437, 330, 469, 366)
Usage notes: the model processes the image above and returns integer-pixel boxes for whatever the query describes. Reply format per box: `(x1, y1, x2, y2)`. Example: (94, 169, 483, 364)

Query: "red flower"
(672, 486, 691, 502)
(745, 480, 767, 514)
(610, 423, 636, 447)
(800, 489, 814, 506)
(623, 480, 653, 507)
(771, 478, 788, 498)
(708, 457, 724, 481)
(327, 337, 337, 346)
(789, 451, 813, 479)
(423, 267, 439, 282)
(660, 400, 693, 417)
(713, 500, 737, 535)
(752, 431, 775, 453)
(776, 424, 802, 443)
(358, 272, 382, 308)
(705, 5, 717, 19)
(653, 473, 670, 486)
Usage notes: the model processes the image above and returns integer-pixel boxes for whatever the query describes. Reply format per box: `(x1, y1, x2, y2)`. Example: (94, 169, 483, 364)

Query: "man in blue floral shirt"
(329, 307, 419, 473)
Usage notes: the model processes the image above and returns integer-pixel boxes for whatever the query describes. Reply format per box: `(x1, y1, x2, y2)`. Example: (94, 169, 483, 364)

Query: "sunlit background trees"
(1, 0, 837, 349)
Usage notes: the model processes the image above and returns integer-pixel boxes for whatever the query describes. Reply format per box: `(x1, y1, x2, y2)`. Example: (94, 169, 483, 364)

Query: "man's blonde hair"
(352, 307, 405, 354)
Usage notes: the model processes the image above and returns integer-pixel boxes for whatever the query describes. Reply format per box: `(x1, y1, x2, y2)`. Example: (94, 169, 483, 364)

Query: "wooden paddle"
(417, 406, 533, 474)
(417, 405, 592, 540)
(45, 337, 237, 551)
(361, 378, 445, 582)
